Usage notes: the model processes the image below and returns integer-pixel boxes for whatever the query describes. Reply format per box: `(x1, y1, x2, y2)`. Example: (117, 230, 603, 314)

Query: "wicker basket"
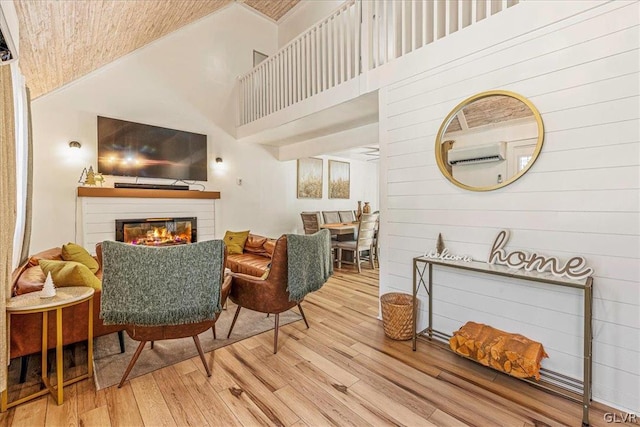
(380, 292, 413, 340)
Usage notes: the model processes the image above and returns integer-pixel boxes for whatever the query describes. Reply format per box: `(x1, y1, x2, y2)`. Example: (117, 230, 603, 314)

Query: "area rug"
(93, 301, 302, 389)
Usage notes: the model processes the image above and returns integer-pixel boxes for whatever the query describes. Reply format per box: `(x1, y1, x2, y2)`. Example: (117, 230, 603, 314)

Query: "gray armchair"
(100, 240, 231, 387)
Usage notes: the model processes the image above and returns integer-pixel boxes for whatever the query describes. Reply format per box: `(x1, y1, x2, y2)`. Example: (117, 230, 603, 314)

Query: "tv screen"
(97, 116, 208, 181)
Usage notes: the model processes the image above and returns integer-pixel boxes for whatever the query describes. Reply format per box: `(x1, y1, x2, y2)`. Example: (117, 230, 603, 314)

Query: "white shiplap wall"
(79, 197, 216, 254)
(378, 1, 640, 412)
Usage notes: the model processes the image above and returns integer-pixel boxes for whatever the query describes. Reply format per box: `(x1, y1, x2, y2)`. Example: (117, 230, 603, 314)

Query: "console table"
(412, 256, 593, 426)
(1, 287, 95, 411)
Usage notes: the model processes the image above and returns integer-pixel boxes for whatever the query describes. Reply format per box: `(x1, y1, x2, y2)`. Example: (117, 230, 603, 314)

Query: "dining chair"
(336, 212, 379, 273)
(322, 211, 340, 224)
(372, 216, 380, 268)
(300, 211, 321, 234)
(100, 240, 231, 387)
(339, 210, 355, 222)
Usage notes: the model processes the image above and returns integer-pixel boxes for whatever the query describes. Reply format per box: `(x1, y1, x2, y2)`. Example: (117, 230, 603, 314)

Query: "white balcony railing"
(237, 0, 519, 126)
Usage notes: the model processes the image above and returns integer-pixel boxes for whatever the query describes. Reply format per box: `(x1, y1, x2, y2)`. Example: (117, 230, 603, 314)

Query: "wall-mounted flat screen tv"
(97, 116, 208, 181)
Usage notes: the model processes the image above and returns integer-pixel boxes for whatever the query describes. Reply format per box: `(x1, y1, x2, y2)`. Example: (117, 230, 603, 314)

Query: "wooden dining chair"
(372, 215, 380, 268)
(339, 210, 355, 222)
(336, 212, 379, 273)
(322, 211, 340, 224)
(300, 212, 321, 234)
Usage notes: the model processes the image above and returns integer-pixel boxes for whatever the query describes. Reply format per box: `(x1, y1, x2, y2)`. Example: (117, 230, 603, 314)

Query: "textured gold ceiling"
(445, 96, 534, 134)
(15, 0, 300, 98)
(244, 0, 300, 21)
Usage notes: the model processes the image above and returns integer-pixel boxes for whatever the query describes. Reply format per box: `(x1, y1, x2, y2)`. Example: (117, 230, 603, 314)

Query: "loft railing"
(237, 0, 520, 126)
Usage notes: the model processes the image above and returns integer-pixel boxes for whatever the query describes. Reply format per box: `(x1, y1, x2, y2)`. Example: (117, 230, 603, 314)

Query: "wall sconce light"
(68, 140, 82, 149)
(215, 157, 223, 163)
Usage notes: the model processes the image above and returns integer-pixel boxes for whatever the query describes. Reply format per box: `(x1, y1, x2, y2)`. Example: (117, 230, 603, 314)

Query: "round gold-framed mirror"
(435, 90, 544, 191)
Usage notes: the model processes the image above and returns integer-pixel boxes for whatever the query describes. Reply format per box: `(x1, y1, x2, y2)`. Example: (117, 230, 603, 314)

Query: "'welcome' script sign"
(488, 230, 594, 280)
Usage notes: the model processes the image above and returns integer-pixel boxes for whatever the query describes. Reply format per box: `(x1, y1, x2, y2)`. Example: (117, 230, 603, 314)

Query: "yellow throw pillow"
(61, 242, 99, 273)
(223, 230, 250, 255)
(39, 260, 102, 290)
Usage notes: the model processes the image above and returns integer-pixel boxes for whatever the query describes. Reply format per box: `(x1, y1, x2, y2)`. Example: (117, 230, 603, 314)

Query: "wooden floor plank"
(76, 376, 108, 416)
(44, 382, 78, 427)
(130, 374, 176, 427)
(172, 358, 199, 377)
(104, 383, 144, 427)
(180, 370, 243, 427)
(78, 406, 111, 427)
(273, 385, 345, 427)
(428, 409, 471, 427)
(223, 345, 289, 392)
(217, 387, 274, 427)
(11, 397, 47, 426)
(191, 351, 240, 393)
(349, 380, 436, 426)
(151, 366, 208, 427)
(261, 356, 373, 427)
(215, 346, 299, 426)
(292, 360, 398, 427)
(281, 337, 359, 387)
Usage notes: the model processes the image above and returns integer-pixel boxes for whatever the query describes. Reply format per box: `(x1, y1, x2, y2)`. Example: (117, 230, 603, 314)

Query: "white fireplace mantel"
(77, 187, 219, 253)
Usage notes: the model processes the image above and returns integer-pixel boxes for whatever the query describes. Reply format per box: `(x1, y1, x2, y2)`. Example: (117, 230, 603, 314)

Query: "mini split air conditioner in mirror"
(447, 142, 506, 166)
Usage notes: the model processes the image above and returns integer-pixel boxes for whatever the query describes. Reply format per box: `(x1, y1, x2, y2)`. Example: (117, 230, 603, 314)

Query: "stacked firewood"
(449, 321, 548, 380)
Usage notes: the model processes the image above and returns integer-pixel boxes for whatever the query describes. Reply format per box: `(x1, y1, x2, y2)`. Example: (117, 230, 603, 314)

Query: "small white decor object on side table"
(40, 272, 56, 298)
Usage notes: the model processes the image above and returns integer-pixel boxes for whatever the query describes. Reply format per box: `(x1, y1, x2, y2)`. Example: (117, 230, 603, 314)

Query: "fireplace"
(115, 217, 197, 246)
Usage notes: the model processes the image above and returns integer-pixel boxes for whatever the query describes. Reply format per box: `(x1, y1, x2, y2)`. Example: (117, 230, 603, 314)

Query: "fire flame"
(126, 225, 191, 246)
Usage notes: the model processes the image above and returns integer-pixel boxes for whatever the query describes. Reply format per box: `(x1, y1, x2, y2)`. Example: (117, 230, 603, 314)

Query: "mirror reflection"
(435, 91, 544, 191)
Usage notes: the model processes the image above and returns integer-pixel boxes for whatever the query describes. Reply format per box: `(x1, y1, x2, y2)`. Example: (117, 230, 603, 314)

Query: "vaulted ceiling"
(14, 0, 300, 99)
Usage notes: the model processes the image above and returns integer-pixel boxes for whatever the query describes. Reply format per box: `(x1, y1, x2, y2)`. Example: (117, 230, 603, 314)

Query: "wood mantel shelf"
(77, 187, 220, 199)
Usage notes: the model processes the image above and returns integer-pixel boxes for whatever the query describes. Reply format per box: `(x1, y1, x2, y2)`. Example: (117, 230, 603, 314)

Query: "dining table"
(320, 222, 358, 241)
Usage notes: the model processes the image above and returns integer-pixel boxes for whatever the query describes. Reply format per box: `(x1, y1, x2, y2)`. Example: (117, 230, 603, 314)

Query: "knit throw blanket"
(100, 240, 223, 326)
(286, 229, 333, 302)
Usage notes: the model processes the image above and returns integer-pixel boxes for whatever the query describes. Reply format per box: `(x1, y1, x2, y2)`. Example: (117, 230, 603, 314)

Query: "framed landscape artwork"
(329, 160, 350, 199)
(297, 157, 323, 199)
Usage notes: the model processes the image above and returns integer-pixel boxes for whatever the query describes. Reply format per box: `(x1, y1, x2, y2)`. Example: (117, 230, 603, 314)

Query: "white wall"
(277, 0, 344, 48)
(29, 4, 376, 253)
(378, 0, 639, 413)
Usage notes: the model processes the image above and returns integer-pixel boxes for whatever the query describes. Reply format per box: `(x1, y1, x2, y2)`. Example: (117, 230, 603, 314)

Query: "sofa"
(225, 233, 277, 277)
(10, 246, 125, 365)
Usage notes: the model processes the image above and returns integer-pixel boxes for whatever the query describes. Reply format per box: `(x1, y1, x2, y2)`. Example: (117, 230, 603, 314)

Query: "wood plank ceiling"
(14, 0, 300, 99)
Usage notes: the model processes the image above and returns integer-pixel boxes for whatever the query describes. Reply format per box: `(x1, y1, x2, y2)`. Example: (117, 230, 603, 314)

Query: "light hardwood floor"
(0, 267, 631, 426)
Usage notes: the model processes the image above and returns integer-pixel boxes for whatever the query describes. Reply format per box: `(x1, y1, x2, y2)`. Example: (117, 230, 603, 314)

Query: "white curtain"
(11, 65, 29, 268)
(0, 63, 16, 393)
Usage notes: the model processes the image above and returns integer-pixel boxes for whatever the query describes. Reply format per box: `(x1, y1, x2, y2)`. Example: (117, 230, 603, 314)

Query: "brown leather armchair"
(227, 235, 309, 354)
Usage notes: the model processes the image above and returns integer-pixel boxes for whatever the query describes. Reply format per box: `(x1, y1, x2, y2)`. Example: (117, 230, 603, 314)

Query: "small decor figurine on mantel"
(40, 272, 56, 298)
(78, 165, 105, 186)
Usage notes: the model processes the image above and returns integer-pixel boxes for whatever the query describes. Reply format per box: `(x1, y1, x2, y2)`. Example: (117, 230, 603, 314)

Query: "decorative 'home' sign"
(488, 230, 594, 280)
